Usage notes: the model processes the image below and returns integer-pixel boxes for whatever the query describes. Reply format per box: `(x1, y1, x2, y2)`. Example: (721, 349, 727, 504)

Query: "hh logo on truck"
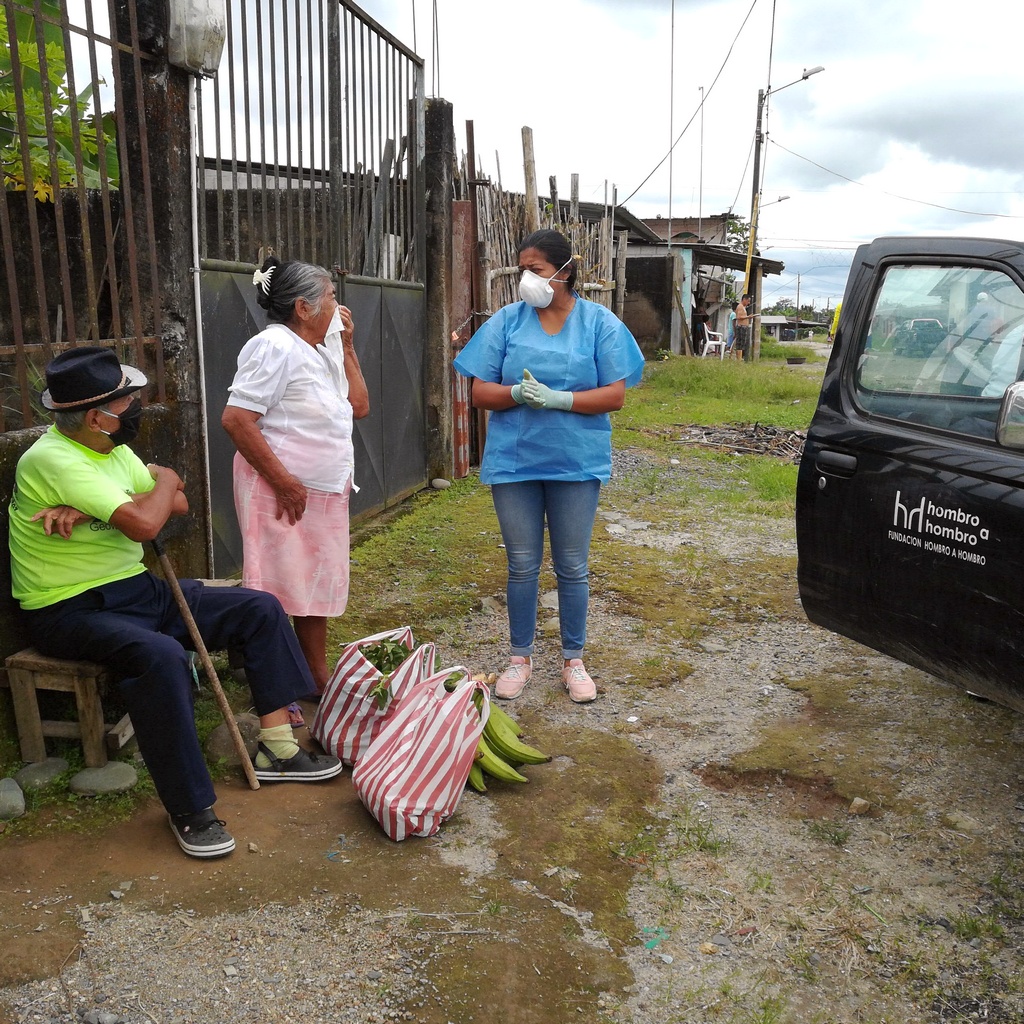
(890, 491, 989, 563)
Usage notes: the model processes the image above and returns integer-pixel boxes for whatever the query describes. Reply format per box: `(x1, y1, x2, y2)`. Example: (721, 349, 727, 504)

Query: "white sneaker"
(495, 657, 532, 700)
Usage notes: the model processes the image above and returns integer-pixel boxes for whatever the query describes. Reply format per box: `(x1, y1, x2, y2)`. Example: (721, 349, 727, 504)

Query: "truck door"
(796, 238, 1024, 712)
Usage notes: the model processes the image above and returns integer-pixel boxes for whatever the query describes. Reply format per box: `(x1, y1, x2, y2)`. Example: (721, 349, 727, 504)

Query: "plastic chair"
(702, 329, 726, 359)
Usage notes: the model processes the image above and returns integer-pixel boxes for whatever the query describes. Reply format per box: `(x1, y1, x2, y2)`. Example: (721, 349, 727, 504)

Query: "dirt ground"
(2, 429, 1024, 1024)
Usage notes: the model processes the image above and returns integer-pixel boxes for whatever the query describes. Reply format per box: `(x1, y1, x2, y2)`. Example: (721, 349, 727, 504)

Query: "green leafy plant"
(361, 638, 412, 709)
(360, 638, 411, 674)
(1, 1, 119, 199)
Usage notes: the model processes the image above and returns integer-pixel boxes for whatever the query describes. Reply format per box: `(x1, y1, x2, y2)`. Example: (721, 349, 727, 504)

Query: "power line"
(768, 138, 1024, 219)
(728, 133, 755, 215)
(622, 0, 760, 206)
(763, 238, 860, 248)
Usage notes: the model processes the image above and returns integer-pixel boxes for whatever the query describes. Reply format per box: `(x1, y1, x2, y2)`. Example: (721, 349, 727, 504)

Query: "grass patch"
(806, 818, 851, 847)
(728, 654, 1024, 822)
(615, 802, 729, 868)
(949, 910, 1005, 942)
(338, 478, 506, 650)
(714, 455, 799, 514)
(760, 337, 828, 361)
(675, 803, 730, 855)
(616, 354, 822, 439)
(612, 448, 798, 519)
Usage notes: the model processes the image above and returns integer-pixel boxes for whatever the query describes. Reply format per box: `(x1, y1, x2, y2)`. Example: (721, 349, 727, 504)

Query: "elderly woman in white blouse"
(222, 257, 369, 711)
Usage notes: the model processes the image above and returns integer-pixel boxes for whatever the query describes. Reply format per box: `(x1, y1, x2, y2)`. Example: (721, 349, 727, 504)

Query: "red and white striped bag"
(351, 669, 489, 841)
(310, 627, 436, 766)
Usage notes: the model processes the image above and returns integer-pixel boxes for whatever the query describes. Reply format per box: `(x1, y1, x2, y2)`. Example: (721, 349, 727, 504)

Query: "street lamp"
(743, 66, 824, 311)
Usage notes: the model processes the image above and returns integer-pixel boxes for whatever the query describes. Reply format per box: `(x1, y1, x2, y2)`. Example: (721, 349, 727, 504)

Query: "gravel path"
(4, 443, 1024, 1024)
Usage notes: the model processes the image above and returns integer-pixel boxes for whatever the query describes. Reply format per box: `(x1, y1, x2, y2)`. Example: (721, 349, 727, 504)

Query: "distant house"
(528, 205, 784, 357)
(761, 315, 824, 341)
(624, 212, 783, 356)
(641, 213, 730, 246)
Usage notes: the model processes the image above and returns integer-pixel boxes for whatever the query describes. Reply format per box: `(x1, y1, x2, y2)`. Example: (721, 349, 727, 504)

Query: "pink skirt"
(233, 453, 350, 617)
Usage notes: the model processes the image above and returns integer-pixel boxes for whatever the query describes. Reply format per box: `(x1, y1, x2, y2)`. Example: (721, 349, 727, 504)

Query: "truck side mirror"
(996, 381, 1024, 448)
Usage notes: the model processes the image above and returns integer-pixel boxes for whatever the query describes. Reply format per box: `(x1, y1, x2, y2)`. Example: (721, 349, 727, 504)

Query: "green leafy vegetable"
(360, 638, 411, 674)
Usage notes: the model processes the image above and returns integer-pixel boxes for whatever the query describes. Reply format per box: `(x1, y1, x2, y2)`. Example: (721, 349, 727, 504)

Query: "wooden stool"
(2, 648, 134, 768)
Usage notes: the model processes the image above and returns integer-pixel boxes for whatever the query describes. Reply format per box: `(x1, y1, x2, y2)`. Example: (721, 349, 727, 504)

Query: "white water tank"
(167, 0, 226, 78)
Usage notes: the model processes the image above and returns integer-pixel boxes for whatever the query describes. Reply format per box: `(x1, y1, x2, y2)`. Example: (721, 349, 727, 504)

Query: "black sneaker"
(168, 807, 236, 858)
(253, 742, 344, 782)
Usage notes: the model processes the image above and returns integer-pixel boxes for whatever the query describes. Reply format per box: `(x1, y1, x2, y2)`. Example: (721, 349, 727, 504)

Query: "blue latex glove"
(520, 368, 573, 411)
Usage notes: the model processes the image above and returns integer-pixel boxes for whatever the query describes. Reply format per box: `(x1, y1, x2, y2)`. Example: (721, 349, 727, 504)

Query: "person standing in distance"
(725, 300, 739, 356)
(454, 229, 645, 704)
(734, 293, 752, 361)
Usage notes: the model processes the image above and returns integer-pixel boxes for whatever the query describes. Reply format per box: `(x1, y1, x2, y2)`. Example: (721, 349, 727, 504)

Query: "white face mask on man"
(518, 257, 573, 309)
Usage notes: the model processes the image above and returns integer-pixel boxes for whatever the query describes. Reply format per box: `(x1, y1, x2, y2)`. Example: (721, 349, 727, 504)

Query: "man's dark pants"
(23, 572, 314, 816)
(736, 324, 752, 361)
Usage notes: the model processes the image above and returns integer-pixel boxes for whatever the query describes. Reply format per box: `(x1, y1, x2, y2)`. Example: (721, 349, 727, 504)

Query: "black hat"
(41, 346, 148, 411)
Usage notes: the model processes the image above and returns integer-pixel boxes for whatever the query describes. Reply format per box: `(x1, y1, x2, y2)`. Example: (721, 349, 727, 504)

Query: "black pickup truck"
(796, 236, 1024, 714)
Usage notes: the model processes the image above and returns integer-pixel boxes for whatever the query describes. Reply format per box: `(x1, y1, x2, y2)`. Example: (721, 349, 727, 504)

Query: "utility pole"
(741, 88, 765, 304)
(698, 84, 704, 242)
(742, 66, 824, 357)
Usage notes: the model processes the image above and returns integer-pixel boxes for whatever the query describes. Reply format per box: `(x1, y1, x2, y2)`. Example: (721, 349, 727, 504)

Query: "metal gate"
(0, 0, 165, 431)
(200, 271, 424, 577)
(194, 0, 427, 576)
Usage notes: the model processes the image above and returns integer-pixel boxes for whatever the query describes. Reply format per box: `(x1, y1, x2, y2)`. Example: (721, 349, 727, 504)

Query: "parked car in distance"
(891, 317, 946, 356)
(796, 236, 1024, 714)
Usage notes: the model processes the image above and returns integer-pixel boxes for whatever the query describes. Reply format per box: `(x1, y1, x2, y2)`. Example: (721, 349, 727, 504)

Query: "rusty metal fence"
(0, 0, 164, 432)
(196, 0, 425, 282)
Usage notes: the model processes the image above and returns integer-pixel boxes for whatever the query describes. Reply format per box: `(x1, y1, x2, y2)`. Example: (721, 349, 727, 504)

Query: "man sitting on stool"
(7, 346, 342, 859)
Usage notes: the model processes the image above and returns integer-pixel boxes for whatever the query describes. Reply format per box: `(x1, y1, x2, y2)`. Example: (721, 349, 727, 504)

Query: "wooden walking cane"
(152, 539, 260, 791)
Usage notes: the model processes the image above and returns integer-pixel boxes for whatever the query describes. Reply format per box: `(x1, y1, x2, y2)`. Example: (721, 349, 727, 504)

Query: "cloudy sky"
(356, 0, 1024, 310)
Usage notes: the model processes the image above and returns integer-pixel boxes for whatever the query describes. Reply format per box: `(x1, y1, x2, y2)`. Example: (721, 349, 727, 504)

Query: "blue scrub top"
(453, 296, 645, 484)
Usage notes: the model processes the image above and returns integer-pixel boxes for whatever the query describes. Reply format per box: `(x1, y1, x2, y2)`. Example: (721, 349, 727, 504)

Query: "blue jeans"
(490, 479, 601, 660)
(23, 572, 313, 816)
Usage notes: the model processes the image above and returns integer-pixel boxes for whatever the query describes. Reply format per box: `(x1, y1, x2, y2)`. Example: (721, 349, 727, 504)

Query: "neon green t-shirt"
(8, 426, 156, 610)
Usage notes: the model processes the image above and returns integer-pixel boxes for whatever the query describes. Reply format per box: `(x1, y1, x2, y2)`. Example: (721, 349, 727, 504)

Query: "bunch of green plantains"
(465, 686, 552, 792)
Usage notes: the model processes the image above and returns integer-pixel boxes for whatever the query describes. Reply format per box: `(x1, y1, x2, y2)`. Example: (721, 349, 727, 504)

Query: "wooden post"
(600, 217, 612, 308)
(570, 173, 579, 225)
(423, 98, 454, 479)
(752, 263, 763, 361)
(522, 126, 539, 233)
(549, 175, 558, 227)
(614, 231, 628, 320)
(467, 121, 488, 462)
(607, 185, 617, 296)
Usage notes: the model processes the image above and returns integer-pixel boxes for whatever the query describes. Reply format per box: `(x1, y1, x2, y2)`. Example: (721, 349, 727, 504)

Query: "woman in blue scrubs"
(454, 229, 645, 703)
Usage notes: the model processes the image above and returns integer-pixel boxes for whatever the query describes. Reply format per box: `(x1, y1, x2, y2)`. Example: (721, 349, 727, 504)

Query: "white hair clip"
(252, 265, 276, 294)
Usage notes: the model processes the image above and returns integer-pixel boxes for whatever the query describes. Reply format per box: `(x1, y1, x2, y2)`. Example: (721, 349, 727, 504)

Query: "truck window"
(854, 265, 1024, 439)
